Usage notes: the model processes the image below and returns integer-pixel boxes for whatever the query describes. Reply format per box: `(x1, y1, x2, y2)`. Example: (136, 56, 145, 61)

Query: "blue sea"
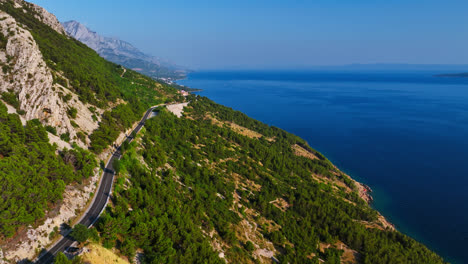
(179, 70, 468, 264)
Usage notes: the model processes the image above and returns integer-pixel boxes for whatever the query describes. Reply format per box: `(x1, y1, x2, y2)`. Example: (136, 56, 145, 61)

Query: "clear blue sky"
(30, 0, 468, 69)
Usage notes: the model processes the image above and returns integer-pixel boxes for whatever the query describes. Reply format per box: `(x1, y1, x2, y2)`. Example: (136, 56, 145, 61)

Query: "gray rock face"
(29, 2, 67, 34)
(62, 20, 187, 80)
(0, 9, 98, 147)
(0, 0, 66, 35)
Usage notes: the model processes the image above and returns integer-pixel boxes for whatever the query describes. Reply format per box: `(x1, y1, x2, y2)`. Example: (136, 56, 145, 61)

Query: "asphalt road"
(35, 107, 156, 264)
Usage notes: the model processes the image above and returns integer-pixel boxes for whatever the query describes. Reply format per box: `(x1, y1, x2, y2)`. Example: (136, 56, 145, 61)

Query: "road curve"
(35, 107, 157, 264)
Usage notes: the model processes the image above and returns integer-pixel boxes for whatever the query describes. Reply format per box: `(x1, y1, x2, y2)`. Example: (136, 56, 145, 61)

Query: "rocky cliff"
(0, 0, 66, 34)
(0, 0, 98, 147)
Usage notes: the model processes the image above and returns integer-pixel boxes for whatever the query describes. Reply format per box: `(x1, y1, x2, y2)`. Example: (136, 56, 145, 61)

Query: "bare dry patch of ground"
(336, 241, 360, 264)
(193, 143, 205, 149)
(208, 157, 238, 170)
(107, 98, 127, 109)
(312, 172, 373, 206)
(311, 174, 353, 196)
(229, 122, 263, 139)
(269, 198, 290, 212)
(292, 144, 318, 160)
(358, 220, 385, 230)
(319, 241, 360, 264)
(166, 102, 189, 118)
(231, 173, 262, 192)
(81, 243, 129, 264)
(357, 214, 395, 231)
(377, 214, 395, 230)
(257, 214, 282, 233)
(206, 114, 273, 140)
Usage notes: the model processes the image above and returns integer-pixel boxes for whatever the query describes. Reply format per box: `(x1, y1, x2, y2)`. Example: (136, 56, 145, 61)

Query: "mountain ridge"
(62, 20, 188, 81)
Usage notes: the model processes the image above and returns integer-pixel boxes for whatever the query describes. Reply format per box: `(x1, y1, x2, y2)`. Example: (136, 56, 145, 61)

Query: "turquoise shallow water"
(179, 70, 468, 263)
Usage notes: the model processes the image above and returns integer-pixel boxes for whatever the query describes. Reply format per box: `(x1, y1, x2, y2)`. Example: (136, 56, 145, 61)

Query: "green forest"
(0, 0, 181, 154)
(93, 96, 445, 264)
(0, 101, 96, 238)
(0, 1, 448, 263)
(0, 0, 183, 244)
(0, 0, 172, 107)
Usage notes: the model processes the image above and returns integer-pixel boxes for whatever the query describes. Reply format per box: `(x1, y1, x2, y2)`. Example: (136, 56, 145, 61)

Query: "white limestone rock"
(0, 0, 67, 35)
(0, 10, 98, 147)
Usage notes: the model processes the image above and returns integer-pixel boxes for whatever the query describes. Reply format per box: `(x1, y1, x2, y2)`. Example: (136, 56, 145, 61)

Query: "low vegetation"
(1, 90, 20, 111)
(0, 101, 96, 238)
(0, 2, 447, 263)
(92, 96, 445, 264)
(0, 0, 181, 154)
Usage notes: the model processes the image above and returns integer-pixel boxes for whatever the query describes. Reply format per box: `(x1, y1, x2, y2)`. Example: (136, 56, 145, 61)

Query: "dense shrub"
(99, 97, 445, 263)
(0, 101, 95, 238)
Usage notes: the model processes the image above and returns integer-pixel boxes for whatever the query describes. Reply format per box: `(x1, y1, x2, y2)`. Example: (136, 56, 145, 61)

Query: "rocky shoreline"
(353, 179, 395, 230)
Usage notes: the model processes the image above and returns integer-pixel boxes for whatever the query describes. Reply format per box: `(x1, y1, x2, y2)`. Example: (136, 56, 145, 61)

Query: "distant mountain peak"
(63, 20, 92, 35)
(62, 20, 187, 80)
(62, 20, 141, 57)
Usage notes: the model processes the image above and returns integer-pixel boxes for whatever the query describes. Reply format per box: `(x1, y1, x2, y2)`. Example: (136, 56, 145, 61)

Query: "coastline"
(176, 70, 466, 262)
(172, 81, 202, 92)
(352, 178, 395, 230)
(179, 76, 397, 233)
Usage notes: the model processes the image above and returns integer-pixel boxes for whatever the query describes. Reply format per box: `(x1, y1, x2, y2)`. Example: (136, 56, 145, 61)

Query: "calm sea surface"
(179, 70, 468, 263)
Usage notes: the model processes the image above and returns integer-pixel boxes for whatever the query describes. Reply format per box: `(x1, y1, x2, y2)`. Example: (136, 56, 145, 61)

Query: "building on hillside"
(178, 90, 189, 96)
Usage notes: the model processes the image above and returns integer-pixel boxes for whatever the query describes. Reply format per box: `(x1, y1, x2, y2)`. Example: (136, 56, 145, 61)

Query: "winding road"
(35, 107, 157, 264)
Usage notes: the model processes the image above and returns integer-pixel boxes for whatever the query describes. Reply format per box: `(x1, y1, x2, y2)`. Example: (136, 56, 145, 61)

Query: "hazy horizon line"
(190, 63, 468, 72)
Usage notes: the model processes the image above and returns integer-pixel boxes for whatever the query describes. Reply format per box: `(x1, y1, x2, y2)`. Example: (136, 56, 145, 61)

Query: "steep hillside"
(62, 20, 188, 81)
(0, 1, 448, 263)
(0, 0, 180, 149)
(0, 0, 182, 261)
(0, 99, 99, 262)
(98, 96, 445, 264)
(0, 2, 87, 141)
(0, 100, 96, 238)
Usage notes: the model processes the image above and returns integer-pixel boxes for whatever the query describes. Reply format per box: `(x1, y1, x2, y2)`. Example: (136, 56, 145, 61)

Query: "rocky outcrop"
(29, 2, 67, 35)
(0, 0, 66, 35)
(0, 10, 98, 147)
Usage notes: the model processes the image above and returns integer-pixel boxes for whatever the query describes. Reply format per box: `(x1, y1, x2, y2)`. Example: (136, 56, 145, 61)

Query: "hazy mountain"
(62, 20, 187, 80)
(303, 63, 468, 72)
